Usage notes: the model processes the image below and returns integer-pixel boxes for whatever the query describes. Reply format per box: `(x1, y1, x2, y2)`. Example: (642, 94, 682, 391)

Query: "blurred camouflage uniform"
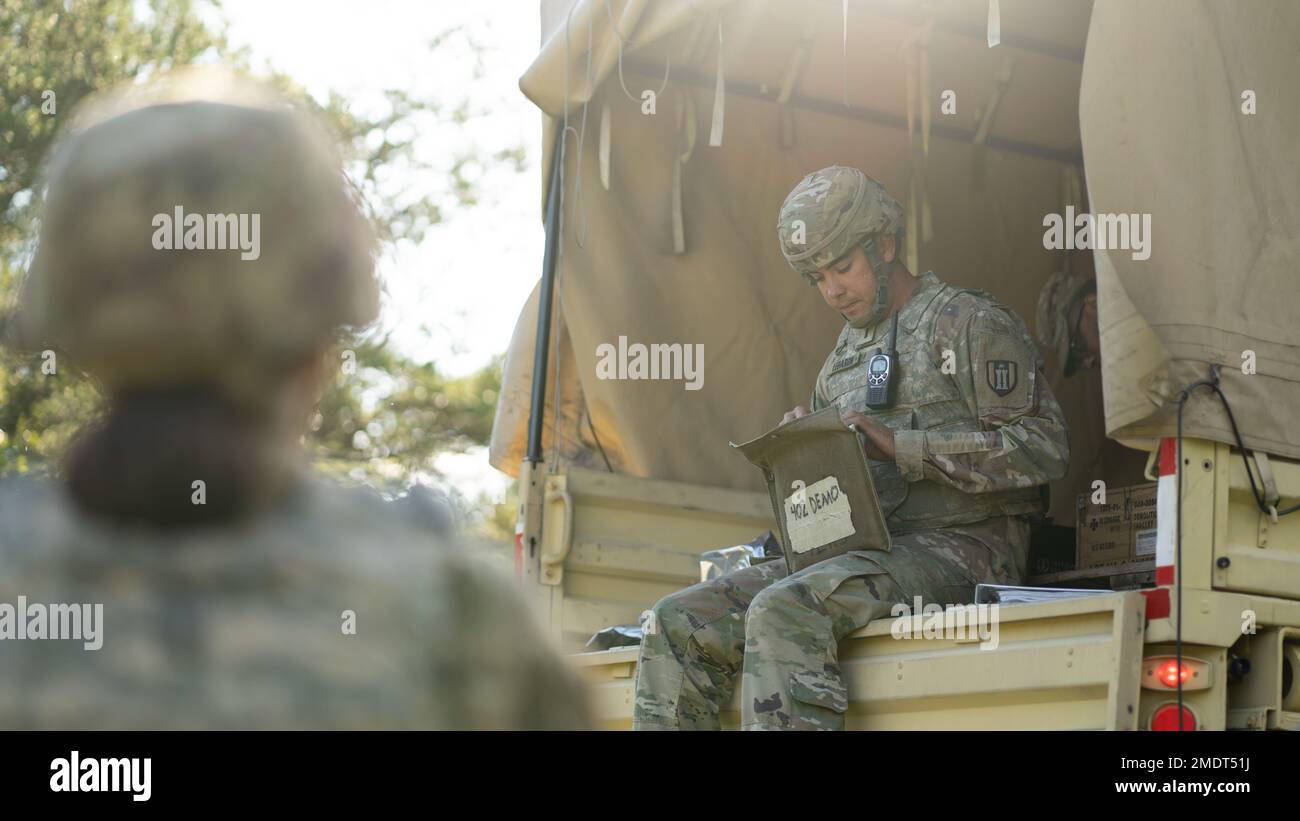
(0, 473, 590, 729)
(1035, 269, 1095, 378)
(633, 166, 1068, 730)
(1035, 269, 1148, 525)
(0, 71, 589, 729)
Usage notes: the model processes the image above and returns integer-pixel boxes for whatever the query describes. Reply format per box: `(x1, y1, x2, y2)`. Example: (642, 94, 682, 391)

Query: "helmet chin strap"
(849, 236, 893, 329)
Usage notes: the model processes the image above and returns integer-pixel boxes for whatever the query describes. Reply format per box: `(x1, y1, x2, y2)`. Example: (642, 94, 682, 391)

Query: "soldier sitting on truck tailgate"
(632, 165, 1070, 730)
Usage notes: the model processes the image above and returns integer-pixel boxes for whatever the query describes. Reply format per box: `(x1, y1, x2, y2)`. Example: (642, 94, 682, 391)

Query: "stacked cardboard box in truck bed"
(1076, 482, 1158, 570)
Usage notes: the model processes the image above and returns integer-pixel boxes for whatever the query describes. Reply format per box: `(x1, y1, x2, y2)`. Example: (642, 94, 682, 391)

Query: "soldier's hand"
(840, 409, 896, 461)
(780, 405, 811, 426)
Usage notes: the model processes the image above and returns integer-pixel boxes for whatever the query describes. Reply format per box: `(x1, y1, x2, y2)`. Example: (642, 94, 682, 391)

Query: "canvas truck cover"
(490, 0, 1300, 494)
(1079, 0, 1300, 460)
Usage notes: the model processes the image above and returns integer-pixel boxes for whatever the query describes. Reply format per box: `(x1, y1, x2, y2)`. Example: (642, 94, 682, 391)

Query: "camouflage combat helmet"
(1034, 269, 1095, 376)
(777, 165, 905, 328)
(13, 69, 379, 414)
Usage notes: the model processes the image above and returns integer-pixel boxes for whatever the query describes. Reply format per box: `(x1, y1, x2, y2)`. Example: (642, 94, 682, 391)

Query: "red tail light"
(1158, 659, 1189, 687)
(1141, 655, 1209, 690)
(1150, 703, 1197, 731)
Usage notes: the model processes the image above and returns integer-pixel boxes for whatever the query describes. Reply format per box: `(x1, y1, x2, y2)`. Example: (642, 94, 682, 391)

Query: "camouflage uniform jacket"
(810, 271, 1070, 533)
(0, 473, 590, 730)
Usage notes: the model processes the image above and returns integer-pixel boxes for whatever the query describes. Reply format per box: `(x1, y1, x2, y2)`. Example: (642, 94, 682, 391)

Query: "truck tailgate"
(571, 590, 1148, 730)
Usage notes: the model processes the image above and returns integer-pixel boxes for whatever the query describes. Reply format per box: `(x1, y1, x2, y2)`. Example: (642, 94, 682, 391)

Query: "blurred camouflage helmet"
(1034, 270, 1095, 375)
(776, 165, 904, 276)
(13, 69, 379, 414)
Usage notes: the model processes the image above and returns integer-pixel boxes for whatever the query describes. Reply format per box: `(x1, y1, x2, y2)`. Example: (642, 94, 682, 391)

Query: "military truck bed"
(571, 588, 1300, 730)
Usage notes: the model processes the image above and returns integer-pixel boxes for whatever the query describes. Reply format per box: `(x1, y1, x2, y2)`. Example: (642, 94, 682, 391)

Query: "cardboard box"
(1076, 491, 1130, 568)
(1076, 482, 1158, 570)
(1127, 483, 1159, 561)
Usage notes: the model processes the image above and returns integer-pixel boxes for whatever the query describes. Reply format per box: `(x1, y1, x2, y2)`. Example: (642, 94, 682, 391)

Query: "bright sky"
(211, 0, 546, 502)
(214, 0, 543, 375)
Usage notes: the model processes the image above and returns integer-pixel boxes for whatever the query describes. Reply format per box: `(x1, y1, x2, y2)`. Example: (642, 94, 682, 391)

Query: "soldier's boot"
(632, 558, 787, 730)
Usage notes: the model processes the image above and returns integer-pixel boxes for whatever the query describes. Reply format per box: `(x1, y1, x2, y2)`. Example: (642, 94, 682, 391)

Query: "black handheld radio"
(864, 310, 899, 409)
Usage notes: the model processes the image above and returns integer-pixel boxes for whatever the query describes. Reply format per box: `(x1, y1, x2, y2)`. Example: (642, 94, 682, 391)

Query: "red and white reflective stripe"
(513, 510, 526, 581)
(1154, 437, 1178, 588)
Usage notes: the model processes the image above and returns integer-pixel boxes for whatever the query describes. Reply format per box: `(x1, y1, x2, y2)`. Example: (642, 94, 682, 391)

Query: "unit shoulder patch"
(985, 359, 1018, 396)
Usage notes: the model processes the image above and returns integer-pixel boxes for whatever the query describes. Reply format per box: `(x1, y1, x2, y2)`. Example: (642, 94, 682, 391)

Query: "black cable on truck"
(1173, 364, 1299, 730)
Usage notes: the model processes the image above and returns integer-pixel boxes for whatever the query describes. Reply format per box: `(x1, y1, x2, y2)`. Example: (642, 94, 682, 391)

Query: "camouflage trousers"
(632, 516, 1030, 730)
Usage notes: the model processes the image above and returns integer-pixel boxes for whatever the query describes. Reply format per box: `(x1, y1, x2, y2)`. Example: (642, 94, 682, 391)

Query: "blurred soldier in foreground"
(1035, 253, 1149, 525)
(633, 166, 1069, 730)
(0, 71, 589, 730)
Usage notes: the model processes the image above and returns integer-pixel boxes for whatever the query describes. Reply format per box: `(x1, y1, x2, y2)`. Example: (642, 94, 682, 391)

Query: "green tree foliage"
(1, 0, 233, 252)
(0, 0, 508, 517)
(309, 340, 502, 483)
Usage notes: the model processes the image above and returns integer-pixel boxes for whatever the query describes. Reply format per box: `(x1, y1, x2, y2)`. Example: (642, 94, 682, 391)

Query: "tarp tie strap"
(1062, 164, 1084, 227)
(599, 100, 611, 190)
(708, 18, 725, 146)
(919, 21, 933, 242)
(1253, 451, 1282, 523)
(905, 45, 919, 272)
(842, 0, 850, 106)
(974, 58, 1014, 145)
(560, 0, 595, 249)
(776, 21, 816, 148)
(920, 21, 932, 161)
(673, 90, 698, 253)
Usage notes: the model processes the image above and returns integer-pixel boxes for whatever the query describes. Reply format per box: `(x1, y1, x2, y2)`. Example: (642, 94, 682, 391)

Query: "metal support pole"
(525, 146, 564, 465)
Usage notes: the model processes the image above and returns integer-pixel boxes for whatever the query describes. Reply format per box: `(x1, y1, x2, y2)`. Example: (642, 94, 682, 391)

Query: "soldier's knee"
(643, 590, 695, 644)
(745, 582, 806, 635)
